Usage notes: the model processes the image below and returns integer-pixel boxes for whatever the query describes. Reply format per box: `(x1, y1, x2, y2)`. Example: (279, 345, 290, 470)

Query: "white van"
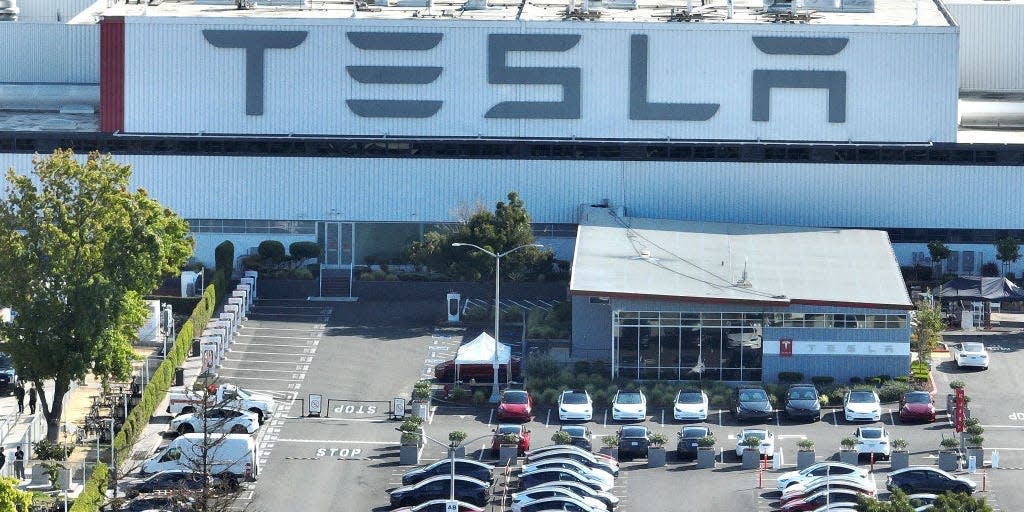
(141, 433, 259, 481)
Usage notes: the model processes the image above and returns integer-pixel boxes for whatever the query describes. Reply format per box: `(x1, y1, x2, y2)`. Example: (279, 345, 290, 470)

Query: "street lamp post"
(452, 242, 543, 403)
(396, 429, 493, 502)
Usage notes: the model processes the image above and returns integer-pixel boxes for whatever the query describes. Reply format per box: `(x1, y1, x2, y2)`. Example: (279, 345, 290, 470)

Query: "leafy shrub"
(981, 262, 1000, 277)
(450, 386, 471, 401)
(70, 463, 108, 512)
(878, 381, 910, 403)
(33, 440, 73, 461)
(289, 241, 322, 261)
(811, 376, 834, 386)
(840, 437, 858, 450)
(865, 377, 882, 387)
(472, 390, 488, 404)
(818, 394, 830, 407)
(290, 267, 314, 280)
(537, 388, 560, 406)
(826, 386, 850, 405)
(949, 380, 966, 390)
(778, 372, 804, 384)
(215, 240, 234, 279)
(849, 377, 862, 385)
(601, 435, 619, 447)
(552, 431, 572, 445)
(240, 254, 263, 271)
(891, 439, 909, 451)
(258, 240, 287, 262)
(797, 439, 815, 450)
(697, 436, 716, 448)
(449, 431, 468, 444)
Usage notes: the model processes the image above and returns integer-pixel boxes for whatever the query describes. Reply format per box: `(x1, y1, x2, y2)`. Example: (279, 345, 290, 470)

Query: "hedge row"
(75, 270, 228, 512)
(68, 463, 108, 512)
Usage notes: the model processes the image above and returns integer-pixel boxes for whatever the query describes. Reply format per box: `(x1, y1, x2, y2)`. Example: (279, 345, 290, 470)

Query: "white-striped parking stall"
(215, 298, 332, 494)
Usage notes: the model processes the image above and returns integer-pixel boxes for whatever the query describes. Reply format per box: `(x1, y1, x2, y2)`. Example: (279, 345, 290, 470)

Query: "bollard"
(983, 471, 987, 492)
(870, 452, 874, 472)
(758, 466, 763, 488)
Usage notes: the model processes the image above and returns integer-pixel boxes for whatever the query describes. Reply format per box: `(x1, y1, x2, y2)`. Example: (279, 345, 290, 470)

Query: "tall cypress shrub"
(215, 240, 234, 279)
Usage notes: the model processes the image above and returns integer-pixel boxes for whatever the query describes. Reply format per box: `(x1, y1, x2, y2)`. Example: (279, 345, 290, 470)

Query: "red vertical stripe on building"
(100, 17, 125, 133)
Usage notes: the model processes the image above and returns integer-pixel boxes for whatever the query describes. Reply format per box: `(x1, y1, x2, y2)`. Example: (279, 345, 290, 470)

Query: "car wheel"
(178, 423, 195, 435)
(250, 408, 265, 424)
(231, 425, 247, 434)
(181, 406, 195, 415)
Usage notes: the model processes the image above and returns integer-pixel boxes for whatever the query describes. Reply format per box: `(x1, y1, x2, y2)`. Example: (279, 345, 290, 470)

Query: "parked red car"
(434, 357, 521, 383)
(899, 391, 936, 423)
(496, 389, 533, 422)
(491, 424, 531, 456)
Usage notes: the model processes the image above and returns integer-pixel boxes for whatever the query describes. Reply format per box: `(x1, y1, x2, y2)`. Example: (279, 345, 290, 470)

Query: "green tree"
(855, 489, 915, 511)
(0, 150, 193, 441)
(856, 489, 994, 512)
(994, 236, 1020, 276)
(932, 492, 994, 512)
(928, 240, 951, 275)
(913, 299, 945, 364)
(0, 476, 31, 512)
(406, 191, 553, 281)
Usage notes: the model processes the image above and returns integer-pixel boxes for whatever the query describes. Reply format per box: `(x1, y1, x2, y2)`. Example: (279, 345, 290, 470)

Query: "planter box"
(499, 445, 519, 467)
(966, 447, 984, 469)
(453, 446, 466, 458)
(938, 451, 959, 472)
(839, 450, 859, 465)
(696, 448, 717, 469)
(411, 401, 430, 419)
(599, 447, 619, 460)
(890, 451, 910, 470)
(400, 444, 421, 465)
(647, 447, 667, 468)
(797, 450, 816, 470)
(741, 450, 761, 469)
(29, 466, 50, 486)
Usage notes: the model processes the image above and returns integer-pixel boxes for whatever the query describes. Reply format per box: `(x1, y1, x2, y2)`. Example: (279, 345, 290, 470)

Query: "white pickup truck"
(166, 384, 274, 424)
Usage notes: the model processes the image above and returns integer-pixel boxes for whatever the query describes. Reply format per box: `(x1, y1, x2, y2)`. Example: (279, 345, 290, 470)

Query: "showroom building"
(570, 207, 913, 383)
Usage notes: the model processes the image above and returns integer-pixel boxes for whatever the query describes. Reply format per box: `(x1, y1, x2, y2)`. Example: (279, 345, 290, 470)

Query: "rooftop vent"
(0, 0, 19, 21)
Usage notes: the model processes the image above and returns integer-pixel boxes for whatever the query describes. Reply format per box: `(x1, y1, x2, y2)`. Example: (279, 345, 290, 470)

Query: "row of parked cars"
(546, 385, 937, 426)
(773, 461, 976, 511)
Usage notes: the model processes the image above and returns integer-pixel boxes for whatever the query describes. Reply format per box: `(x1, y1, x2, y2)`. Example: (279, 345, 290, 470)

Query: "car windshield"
(860, 429, 883, 439)
(740, 390, 767, 401)
(681, 427, 708, 437)
(849, 391, 875, 403)
(676, 392, 703, 404)
(616, 392, 642, 404)
(742, 431, 767, 440)
(621, 427, 647, 437)
(497, 425, 521, 435)
(562, 392, 589, 404)
(789, 389, 816, 400)
(561, 426, 585, 437)
(904, 392, 931, 404)
(504, 391, 528, 404)
(962, 343, 984, 352)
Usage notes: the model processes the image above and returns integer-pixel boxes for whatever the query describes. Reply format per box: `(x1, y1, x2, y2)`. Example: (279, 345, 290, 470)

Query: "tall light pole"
(396, 429, 492, 502)
(452, 242, 543, 403)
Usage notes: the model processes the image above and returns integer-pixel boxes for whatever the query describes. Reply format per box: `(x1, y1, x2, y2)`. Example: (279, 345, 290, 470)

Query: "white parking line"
(275, 439, 393, 444)
(220, 359, 306, 365)
(233, 342, 315, 348)
(236, 334, 321, 340)
(223, 376, 303, 382)
(242, 327, 325, 332)
(218, 367, 299, 373)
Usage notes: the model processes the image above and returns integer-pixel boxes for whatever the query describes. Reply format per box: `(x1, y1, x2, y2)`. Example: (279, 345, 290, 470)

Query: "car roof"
(421, 458, 493, 470)
(620, 426, 648, 436)
(413, 474, 489, 487)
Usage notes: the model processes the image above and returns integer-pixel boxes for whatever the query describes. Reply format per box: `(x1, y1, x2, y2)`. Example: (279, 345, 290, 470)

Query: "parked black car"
(784, 385, 821, 421)
(676, 426, 712, 459)
(123, 470, 211, 498)
(401, 459, 494, 486)
(733, 386, 773, 422)
(616, 425, 651, 461)
(559, 425, 593, 451)
(389, 475, 490, 507)
(886, 467, 976, 495)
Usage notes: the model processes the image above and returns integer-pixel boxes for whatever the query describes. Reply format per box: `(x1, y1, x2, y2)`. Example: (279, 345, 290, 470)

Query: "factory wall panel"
(120, 18, 958, 142)
(947, 2, 1024, 91)
(0, 23, 98, 83)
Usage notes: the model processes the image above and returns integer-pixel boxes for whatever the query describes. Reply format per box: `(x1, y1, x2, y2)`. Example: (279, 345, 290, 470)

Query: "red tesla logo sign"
(780, 338, 793, 357)
(955, 388, 966, 432)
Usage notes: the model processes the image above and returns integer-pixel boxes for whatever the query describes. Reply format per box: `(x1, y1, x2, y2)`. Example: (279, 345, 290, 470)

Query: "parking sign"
(309, 393, 323, 417)
(445, 500, 458, 512)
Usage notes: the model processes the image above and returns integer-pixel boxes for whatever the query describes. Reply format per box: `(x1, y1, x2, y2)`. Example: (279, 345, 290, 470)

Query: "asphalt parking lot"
(195, 301, 1022, 512)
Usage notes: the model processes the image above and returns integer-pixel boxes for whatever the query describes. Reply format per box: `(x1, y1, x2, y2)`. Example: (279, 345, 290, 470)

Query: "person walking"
(13, 446, 24, 480)
(27, 386, 36, 415)
(0, 447, 6, 475)
(13, 382, 24, 414)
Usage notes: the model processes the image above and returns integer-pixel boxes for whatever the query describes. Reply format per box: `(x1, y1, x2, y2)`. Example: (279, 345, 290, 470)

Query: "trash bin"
(174, 367, 185, 387)
(191, 338, 201, 357)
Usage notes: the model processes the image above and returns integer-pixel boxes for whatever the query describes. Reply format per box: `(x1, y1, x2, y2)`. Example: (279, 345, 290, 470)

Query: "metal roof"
(569, 206, 913, 309)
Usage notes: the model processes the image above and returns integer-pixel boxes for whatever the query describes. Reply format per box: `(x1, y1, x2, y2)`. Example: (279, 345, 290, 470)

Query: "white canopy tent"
(454, 332, 512, 383)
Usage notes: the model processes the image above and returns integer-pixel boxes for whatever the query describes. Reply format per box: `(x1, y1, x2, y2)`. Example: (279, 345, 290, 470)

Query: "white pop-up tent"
(454, 332, 512, 382)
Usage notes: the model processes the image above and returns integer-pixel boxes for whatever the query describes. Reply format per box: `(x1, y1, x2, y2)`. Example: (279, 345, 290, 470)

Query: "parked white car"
(776, 462, 870, 492)
(734, 428, 775, 459)
(844, 390, 881, 422)
(511, 486, 609, 511)
(559, 389, 594, 422)
(169, 407, 260, 435)
(611, 389, 647, 421)
(521, 458, 615, 492)
(952, 342, 989, 370)
(673, 389, 709, 421)
(854, 426, 891, 459)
